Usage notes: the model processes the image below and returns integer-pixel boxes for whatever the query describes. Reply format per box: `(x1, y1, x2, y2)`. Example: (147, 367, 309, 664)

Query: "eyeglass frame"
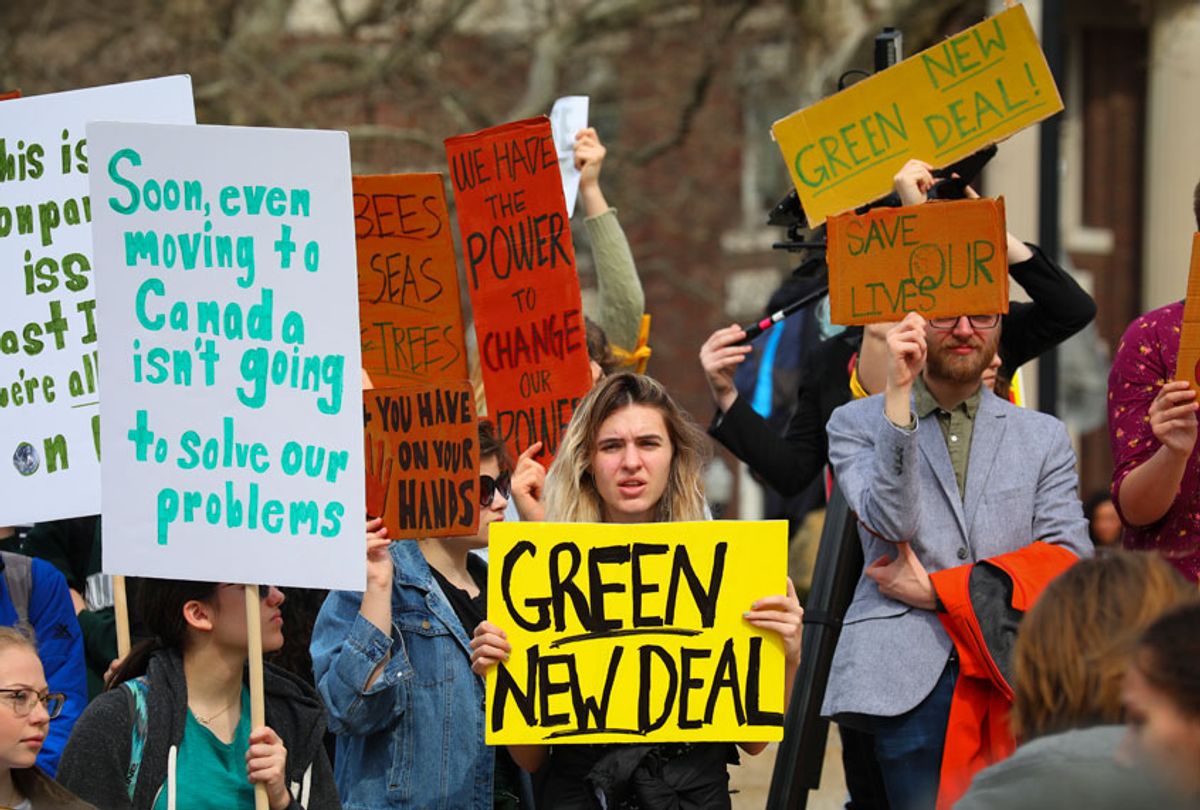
(479, 472, 512, 507)
(927, 313, 1001, 331)
(0, 687, 65, 719)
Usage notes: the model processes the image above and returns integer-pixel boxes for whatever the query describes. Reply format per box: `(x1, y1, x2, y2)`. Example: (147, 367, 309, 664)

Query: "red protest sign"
(444, 117, 592, 461)
(364, 383, 479, 539)
(355, 174, 467, 387)
(826, 197, 1009, 325)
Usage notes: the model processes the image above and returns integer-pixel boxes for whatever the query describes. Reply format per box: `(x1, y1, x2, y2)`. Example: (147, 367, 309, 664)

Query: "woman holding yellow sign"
(470, 372, 804, 809)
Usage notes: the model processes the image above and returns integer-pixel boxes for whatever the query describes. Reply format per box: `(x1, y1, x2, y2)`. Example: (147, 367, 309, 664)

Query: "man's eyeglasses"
(0, 688, 65, 719)
(928, 314, 1001, 331)
(479, 472, 511, 506)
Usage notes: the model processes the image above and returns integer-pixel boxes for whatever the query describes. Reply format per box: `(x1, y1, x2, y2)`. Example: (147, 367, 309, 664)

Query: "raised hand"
(511, 442, 547, 522)
(700, 324, 752, 412)
(1149, 380, 1199, 456)
(886, 312, 928, 392)
(365, 517, 393, 592)
(893, 159, 936, 206)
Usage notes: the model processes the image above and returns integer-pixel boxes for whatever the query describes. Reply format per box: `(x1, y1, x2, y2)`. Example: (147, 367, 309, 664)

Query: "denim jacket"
(311, 540, 493, 809)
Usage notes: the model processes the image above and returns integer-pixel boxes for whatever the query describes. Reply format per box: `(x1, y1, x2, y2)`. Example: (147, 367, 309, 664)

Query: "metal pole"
(1037, 0, 1064, 415)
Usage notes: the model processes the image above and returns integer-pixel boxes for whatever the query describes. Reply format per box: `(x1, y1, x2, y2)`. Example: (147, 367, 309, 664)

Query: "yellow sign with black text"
(485, 520, 788, 744)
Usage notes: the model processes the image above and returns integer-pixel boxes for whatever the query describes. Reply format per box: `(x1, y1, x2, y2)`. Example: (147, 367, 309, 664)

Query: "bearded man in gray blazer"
(825, 309, 1091, 810)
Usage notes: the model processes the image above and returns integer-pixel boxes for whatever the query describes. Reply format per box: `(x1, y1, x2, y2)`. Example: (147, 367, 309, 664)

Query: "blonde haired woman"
(472, 373, 802, 810)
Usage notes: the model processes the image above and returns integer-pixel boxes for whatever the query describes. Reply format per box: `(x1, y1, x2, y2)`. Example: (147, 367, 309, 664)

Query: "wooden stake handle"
(113, 575, 131, 659)
(245, 585, 268, 810)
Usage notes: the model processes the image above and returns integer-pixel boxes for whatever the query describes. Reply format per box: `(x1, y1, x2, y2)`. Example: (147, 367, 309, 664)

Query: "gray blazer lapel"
(963, 390, 1008, 534)
(917, 413, 968, 538)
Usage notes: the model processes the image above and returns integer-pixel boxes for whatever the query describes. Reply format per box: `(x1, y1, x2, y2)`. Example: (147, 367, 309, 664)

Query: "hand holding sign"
(886, 313, 928, 391)
(470, 620, 510, 676)
(742, 577, 804, 666)
(1147, 381, 1199, 458)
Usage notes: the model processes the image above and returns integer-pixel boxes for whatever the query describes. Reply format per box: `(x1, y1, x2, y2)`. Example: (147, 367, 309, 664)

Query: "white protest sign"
(88, 123, 364, 590)
(0, 76, 195, 525)
(550, 96, 589, 216)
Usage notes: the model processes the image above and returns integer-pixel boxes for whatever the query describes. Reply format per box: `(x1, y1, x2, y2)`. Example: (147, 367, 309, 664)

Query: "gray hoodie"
(56, 648, 339, 809)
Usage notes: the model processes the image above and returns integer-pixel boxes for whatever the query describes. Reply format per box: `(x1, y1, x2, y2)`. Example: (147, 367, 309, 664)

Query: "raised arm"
(576, 128, 645, 351)
(310, 520, 407, 736)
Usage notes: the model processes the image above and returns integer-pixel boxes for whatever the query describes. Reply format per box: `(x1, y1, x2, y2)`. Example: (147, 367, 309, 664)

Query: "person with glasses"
(57, 580, 338, 809)
(311, 419, 527, 810)
(822, 303, 1091, 810)
(0, 626, 92, 808)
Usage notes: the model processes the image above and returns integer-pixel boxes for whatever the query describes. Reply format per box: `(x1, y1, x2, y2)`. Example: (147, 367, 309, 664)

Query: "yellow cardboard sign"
(485, 520, 788, 744)
(1173, 233, 1200, 387)
(826, 197, 1009, 325)
(772, 4, 1062, 225)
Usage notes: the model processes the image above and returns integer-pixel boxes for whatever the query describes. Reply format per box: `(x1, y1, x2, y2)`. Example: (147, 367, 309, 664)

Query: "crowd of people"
(1, 129, 1199, 810)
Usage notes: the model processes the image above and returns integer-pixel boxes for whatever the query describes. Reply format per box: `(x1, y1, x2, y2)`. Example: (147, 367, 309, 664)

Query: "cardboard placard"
(0, 76, 195, 525)
(1173, 233, 1200, 388)
(363, 383, 478, 539)
(354, 173, 467, 387)
(444, 117, 592, 462)
(485, 520, 788, 745)
(772, 4, 1062, 225)
(88, 122, 364, 591)
(826, 197, 1008, 325)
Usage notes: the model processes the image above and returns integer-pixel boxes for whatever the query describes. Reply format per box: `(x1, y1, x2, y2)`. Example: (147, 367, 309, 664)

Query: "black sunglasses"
(479, 472, 511, 506)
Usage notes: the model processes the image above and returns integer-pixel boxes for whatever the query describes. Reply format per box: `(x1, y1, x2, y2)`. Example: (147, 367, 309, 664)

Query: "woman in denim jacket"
(310, 420, 524, 810)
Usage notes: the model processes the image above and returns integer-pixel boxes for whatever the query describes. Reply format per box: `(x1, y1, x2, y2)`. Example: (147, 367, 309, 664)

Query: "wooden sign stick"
(112, 575, 131, 659)
(1174, 233, 1200, 388)
(245, 585, 268, 810)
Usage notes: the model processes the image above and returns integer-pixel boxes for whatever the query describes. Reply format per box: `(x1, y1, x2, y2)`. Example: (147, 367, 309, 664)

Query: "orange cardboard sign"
(1173, 233, 1200, 388)
(826, 197, 1009, 325)
(444, 117, 592, 462)
(363, 383, 479, 539)
(355, 173, 467, 387)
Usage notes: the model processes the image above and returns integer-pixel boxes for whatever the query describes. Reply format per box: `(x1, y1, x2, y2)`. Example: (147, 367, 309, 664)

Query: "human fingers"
(575, 126, 598, 143)
(470, 644, 511, 674)
(962, 184, 980, 199)
(366, 516, 383, 533)
(701, 324, 749, 353)
(704, 344, 753, 365)
(470, 619, 504, 638)
(516, 442, 544, 465)
(1154, 382, 1197, 408)
(248, 726, 281, 746)
(864, 555, 892, 582)
(1158, 402, 1200, 423)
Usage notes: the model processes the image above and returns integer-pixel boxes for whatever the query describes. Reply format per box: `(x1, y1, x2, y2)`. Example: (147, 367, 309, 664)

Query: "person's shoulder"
(74, 684, 135, 731)
(1119, 300, 1183, 343)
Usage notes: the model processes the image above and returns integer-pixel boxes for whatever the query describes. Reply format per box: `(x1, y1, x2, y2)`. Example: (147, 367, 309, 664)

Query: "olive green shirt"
(913, 377, 982, 501)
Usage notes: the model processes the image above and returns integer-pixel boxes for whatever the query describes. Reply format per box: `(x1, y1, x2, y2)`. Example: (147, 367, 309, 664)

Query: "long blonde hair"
(543, 373, 708, 523)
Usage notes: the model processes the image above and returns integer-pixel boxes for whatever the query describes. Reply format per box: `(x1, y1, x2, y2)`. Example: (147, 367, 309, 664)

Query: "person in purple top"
(1107, 178, 1200, 582)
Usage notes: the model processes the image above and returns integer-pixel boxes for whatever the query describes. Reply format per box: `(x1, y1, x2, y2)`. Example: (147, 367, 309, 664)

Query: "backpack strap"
(122, 676, 150, 802)
(0, 551, 32, 628)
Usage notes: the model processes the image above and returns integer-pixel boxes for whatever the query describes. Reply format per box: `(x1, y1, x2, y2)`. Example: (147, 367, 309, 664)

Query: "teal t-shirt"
(153, 686, 255, 810)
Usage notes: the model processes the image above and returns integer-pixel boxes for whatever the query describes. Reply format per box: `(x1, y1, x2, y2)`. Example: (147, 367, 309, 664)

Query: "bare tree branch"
(629, 0, 758, 165)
